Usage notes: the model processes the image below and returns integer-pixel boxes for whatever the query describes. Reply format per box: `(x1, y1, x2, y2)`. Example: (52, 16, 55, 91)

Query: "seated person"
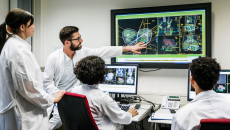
(171, 57, 230, 130)
(70, 56, 138, 130)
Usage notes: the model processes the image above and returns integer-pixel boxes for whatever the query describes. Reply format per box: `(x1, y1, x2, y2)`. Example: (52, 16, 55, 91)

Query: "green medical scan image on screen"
(115, 10, 205, 64)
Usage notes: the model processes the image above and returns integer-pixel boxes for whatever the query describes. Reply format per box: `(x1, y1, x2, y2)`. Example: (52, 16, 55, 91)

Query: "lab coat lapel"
(55, 48, 65, 87)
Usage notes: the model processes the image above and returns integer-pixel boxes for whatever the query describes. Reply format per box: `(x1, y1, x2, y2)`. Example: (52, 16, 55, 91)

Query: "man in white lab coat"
(43, 26, 146, 129)
(70, 55, 138, 130)
(171, 57, 230, 130)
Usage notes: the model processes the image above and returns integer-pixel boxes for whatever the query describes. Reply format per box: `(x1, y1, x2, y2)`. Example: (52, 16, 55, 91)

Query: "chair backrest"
(58, 92, 99, 130)
(198, 118, 230, 130)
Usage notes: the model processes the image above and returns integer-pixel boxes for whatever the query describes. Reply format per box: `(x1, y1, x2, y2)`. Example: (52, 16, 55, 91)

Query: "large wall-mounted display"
(111, 3, 211, 69)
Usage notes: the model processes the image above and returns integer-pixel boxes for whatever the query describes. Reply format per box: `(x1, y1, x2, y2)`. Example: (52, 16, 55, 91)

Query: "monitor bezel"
(99, 64, 138, 95)
(111, 2, 212, 69)
(187, 69, 193, 101)
(187, 69, 230, 101)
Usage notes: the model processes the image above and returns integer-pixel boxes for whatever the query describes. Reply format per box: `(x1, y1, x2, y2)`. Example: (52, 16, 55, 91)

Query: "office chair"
(198, 118, 230, 130)
(58, 92, 99, 130)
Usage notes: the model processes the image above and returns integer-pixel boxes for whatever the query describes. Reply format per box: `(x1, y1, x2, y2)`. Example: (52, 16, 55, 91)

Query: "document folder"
(151, 113, 174, 120)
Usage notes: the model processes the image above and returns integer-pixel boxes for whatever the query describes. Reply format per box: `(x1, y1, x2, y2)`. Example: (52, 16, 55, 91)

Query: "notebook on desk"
(151, 113, 174, 120)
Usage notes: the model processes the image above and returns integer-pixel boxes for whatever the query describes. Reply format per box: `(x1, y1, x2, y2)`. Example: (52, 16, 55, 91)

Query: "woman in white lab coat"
(70, 56, 138, 130)
(0, 8, 66, 130)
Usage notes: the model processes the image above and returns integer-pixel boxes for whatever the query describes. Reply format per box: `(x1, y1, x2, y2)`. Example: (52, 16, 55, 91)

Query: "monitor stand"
(115, 94, 129, 104)
(115, 93, 121, 102)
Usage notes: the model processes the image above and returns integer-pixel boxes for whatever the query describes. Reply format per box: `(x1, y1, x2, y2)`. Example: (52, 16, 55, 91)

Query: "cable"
(154, 104, 161, 112)
(137, 95, 147, 101)
(145, 101, 155, 108)
(137, 95, 156, 107)
(138, 68, 161, 72)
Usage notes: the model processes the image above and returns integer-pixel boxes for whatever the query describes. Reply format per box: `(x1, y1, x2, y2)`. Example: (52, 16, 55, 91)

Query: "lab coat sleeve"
(12, 49, 54, 110)
(43, 55, 60, 96)
(171, 114, 183, 130)
(100, 94, 132, 124)
(82, 46, 123, 59)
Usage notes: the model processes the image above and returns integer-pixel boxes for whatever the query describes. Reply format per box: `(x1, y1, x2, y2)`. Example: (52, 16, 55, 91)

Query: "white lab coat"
(43, 46, 122, 96)
(171, 90, 230, 130)
(70, 84, 132, 130)
(43, 46, 122, 129)
(0, 35, 54, 130)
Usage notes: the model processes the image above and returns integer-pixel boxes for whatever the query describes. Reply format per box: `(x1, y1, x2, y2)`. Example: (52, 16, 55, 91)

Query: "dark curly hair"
(59, 26, 79, 45)
(74, 56, 106, 85)
(189, 57, 221, 90)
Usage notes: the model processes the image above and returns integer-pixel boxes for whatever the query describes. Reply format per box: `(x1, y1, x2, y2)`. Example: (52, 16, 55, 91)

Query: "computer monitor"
(98, 64, 138, 101)
(187, 70, 230, 101)
(111, 3, 211, 69)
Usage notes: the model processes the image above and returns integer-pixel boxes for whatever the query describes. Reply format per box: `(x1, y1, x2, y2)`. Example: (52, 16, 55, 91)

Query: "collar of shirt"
(82, 84, 98, 89)
(191, 90, 216, 103)
(62, 47, 78, 65)
(12, 34, 31, 51)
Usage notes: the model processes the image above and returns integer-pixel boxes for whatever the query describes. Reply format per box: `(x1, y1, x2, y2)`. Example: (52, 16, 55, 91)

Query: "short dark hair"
(0, 8, 34, 54)
(189, 57, 221, 90)
(59, 26, 79, 45)
(74, 56, 106, 85)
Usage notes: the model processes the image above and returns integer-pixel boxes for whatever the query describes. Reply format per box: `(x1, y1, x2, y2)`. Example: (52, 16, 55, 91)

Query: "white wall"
(0, 0, 9, 22)
(34, 0, 230, 104)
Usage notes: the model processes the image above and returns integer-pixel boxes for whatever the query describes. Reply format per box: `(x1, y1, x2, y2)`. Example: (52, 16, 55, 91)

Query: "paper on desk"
(151, 113, 174, 120)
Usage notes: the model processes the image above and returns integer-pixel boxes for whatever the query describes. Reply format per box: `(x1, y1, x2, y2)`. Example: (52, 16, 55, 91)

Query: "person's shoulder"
(47, 48, 63, 61)
(70, 85, 83, 93)
(49, 48, 62, 57)
(75, 46, 107, 52)
(91, 88, 107, 97)
(7, 37, 26, 50)
(173, 103, 195, 128)
(175, 103, 194, 119)
(98, 91, 114, 103)
(7, 36, 17, 43)
(214, 94, 230, 104)
(14, 44, 31, 56)
(75, 47, 89, 52)
(87, 88, 111, 101)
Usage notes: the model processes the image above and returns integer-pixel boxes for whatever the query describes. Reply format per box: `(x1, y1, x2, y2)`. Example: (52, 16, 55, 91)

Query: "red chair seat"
(198, 118, 230, 130)
(58, 92, 99, 130)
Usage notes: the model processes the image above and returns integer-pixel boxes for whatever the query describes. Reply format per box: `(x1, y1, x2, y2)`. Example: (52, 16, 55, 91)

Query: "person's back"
(173, 90, 230, 130)
(171, 57, 230, 130)
(71, 84, 132, 130)
(70, 55, 138, 130)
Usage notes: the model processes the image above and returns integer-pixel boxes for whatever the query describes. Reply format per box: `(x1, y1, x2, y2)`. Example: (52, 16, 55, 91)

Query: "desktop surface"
(129, 103, 152, 122)
(148, 108, 175, 124)
(116, 102, 152, 122)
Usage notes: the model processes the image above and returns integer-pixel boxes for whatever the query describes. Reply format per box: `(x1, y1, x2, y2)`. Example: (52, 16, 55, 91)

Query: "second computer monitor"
(187, 70, 230, 101)
(98, 64, 138, 94)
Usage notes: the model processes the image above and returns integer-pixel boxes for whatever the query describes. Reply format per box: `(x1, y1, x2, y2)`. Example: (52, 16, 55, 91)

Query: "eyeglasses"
(68, 36, 81, 41)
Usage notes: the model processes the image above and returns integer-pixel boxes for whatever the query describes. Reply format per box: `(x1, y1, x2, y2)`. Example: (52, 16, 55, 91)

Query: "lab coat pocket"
(21, 107, 43, 130)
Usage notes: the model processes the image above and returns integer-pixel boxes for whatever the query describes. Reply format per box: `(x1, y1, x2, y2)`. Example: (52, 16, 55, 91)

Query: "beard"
(70, 41, 82, 51)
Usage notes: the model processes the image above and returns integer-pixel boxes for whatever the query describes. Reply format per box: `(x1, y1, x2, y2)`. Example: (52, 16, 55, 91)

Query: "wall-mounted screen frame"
(111, 3, 211, 69)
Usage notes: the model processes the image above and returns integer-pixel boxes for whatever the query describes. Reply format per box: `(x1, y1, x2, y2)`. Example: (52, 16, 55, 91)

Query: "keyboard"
(118, 104, 130, 112)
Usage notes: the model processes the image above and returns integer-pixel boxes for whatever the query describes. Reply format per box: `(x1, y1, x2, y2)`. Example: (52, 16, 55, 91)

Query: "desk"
(130, 103, 153, 122)
(148, 108, 176, 130)
(121, 103, 152, 130)
(108, 102, 153, 130)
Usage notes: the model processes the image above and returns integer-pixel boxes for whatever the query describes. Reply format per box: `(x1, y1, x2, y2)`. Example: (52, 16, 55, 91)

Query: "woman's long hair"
(0, 8, 34, 54)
